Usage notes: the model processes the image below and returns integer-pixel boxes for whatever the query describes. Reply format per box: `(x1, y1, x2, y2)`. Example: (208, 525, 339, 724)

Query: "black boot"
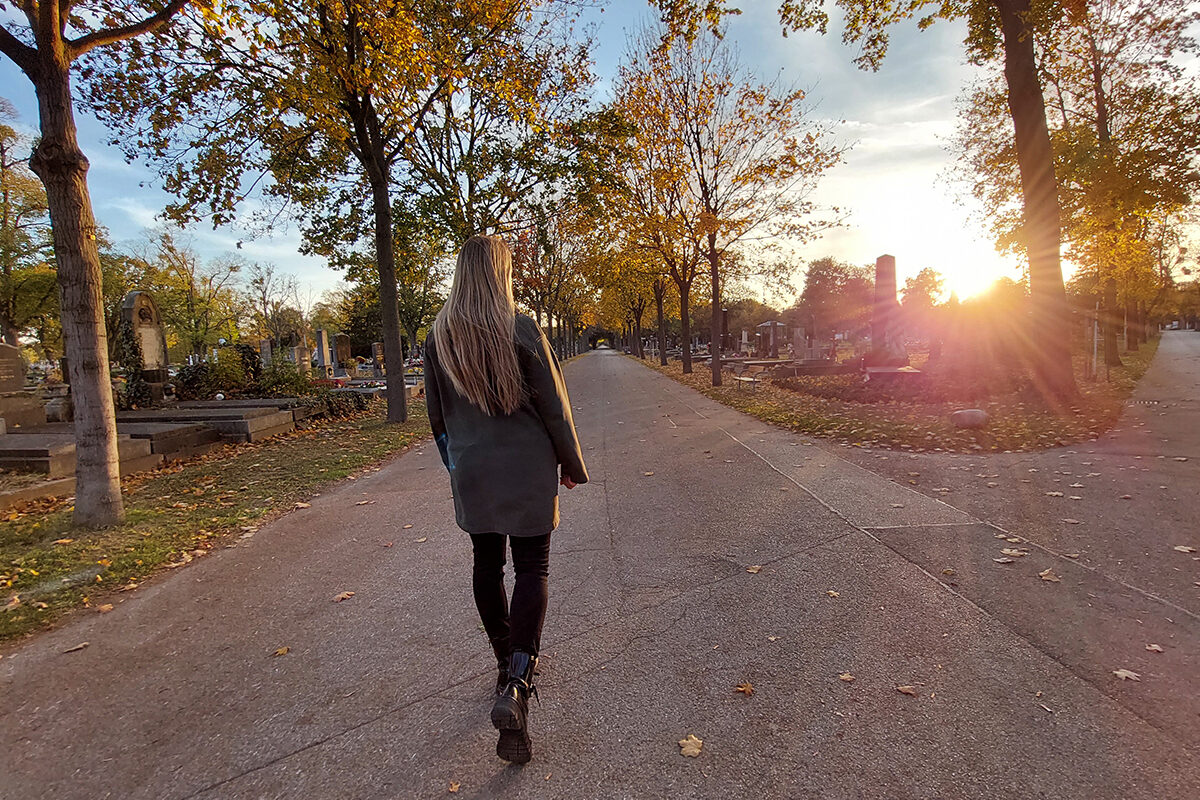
(491, 650, 537, 764)
(490, 636, 510, 696)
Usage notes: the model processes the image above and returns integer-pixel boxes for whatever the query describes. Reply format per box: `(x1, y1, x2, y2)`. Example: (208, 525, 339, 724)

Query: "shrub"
(251, 354, 313, 397)
(299, 388, 374, 418)
(174, 347, 252, 399)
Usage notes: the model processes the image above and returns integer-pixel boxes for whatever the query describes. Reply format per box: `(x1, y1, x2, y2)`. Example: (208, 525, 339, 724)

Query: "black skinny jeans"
(469, 533, 551, 660)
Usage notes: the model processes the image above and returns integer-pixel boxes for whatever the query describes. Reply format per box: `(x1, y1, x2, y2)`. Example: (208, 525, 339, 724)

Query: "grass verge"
(1, 403, 430, 644)
(636, 340, 1158, 453)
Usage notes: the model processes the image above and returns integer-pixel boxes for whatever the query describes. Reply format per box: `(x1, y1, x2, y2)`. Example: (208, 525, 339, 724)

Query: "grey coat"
(424, 314, 589, 536)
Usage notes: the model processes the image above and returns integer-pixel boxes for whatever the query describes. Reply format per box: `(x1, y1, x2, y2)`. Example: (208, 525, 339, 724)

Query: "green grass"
(637, 339, 1159, 454)
(0, 403, 431, 643)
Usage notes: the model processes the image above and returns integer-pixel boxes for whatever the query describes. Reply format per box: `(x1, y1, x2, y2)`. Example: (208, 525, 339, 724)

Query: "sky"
(0, 2, 1027, 306)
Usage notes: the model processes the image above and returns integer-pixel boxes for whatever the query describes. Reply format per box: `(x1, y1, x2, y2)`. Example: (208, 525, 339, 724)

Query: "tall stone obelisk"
(867, 254, 908, 366)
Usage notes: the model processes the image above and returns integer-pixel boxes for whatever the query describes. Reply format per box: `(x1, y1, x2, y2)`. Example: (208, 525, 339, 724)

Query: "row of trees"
(1, 0, 1194, 533)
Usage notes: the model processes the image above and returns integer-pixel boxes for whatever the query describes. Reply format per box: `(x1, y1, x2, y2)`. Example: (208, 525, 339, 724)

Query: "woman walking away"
(424, 235, 589, 765)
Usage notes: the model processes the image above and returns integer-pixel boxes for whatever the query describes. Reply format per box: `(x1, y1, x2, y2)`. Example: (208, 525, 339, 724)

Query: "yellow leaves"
(745, 565, 761, 574)
(53, 538, 73, 545)
(294, 501, 312, 509)
(272, 646, 290, 657)
(332, 591, 355, 602)
(1039, 569, 1061, 583)
(643, 471, 655, 477)
(838, 673, 855, 683)
(825, 590, 839, 598)
(97, 603, 114, 613)
(895, 685, 918, 696)
(678, 734, 703, 757)
(448, 782, 460, 793)
(734, 682, 754, 697)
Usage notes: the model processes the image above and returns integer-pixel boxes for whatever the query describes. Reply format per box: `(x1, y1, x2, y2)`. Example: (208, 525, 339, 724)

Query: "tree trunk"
(655, 284, 668, 366)
(676, 283, 692, 374)
(1102, 278, 1122, 367)
(706, 233, 722, 387)
(29, 61, 123, 527)
(367, 174, 407, 422)
(995, 0, 1077, 401)
(1124, 298, 1138, 352)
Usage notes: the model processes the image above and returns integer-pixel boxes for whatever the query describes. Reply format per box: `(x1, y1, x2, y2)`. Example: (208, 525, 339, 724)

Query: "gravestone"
(0, 343, 45, 429)
(290, 346, 312, 377)
(122, 291, 169, 383)
(335, 334, 352, 367)
(315, 330, 334, 378)
(372, 341, 385, 377)
(259, 339, 273, 366)
(865, 254, 909, 367)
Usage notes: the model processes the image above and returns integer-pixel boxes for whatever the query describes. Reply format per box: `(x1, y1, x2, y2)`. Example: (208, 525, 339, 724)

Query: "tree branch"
(0, 24, 38, 76)
(67, 0, 191, 59)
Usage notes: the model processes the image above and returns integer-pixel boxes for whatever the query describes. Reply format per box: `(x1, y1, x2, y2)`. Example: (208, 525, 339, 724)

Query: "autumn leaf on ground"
(1173, 545, 1196, 553)
(839, 673, 855, 683)
(1145, 644, 1164, 653)
(448, 782, 460, 793)
(416, 537, 428, 543)
(826, 590, 840, 597)
(97, 604, 114, 613)
(1039, 568, 1061, 582)
(294, 502, 312, 509)
(4, 595, 20, 611)
(1045, 491, 1064, 497)
(890, 503, 904, 508)
(355, 500, 375, 506)
(1113, 668, 1141, 681)
(942, 568, 955, 576)
(678, 734, 703, 757)
(403, 524, 413, 529)
(896, 685, 918, 696)
(333, 591, 355, 602)
(53, 538, 73, 545)
(1062, 519, 1082, 525)
(993, 557, 1016, 564)
(1000, 549, 1027, 557)
(734, 682, 754, 696)
(746, 565, 762, 574)
(643, 471, 655, 476)
(63, 642, 89, 653)
(272, 646, 290, 657)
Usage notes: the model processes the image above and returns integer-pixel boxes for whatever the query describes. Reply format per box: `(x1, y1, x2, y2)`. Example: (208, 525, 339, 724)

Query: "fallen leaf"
(294, 502, 311, 509)
(1000, 549, 1027, 557)
(826, 590, 840, 598)
(416, 537, 428, 543)
(403, 524, 413, 529)
(381, 541, 393, 547)
(272, 646, 290, 657)
(1045, 491, 1063, 497)
(993, 557, 1016, 564)
(746, 565, 762, 574)
(355, 500, 375, 506)
(1062, 519, 1082, 525)
(1119, 494, 1132, 500)
(896, 685, 918, 696)
(1064, 553, 1080, 559)
(53, 538, 73, 545)
(734, 682, 754, 696)
(1174, 457, 1188, 462)
(63, 642, 89, 653)
(1145, 644, 1164, 653)
(941, 568, 956, 576)
(1112, 668, 1141, 681)
(679, 734, 703, 757)
(333, 591, 355, 602)
(1039, 568, 1061, 583)
(97, 603, 114, 613)
(767, 635, 780, 642)
(643, 471, 655, 476)
(890, 503, 904, 508)
(3, 595, 20, 611)
(1006, 537, 1022, 543)
(838, 673, 855, 682)
(448, 782, 460, 793)
(1174, 545, 1196, 553)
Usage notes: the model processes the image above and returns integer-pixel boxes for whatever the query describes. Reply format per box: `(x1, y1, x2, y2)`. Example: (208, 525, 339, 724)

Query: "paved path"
(2, 343, 1198, 799)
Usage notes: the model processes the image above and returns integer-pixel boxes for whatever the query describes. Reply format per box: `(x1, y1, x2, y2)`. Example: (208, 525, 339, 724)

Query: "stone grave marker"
(372, 341, 385, 377)
(122, 291, 169, 383)
(0, 343, 45, 428)
(865, 254, 909, 367)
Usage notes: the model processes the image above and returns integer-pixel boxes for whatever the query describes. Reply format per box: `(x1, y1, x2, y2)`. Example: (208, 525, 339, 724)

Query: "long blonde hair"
(431, 235, 524, 415)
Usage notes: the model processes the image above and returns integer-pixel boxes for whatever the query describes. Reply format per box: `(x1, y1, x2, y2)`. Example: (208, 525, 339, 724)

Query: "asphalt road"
(2, 340, 1197, 799)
